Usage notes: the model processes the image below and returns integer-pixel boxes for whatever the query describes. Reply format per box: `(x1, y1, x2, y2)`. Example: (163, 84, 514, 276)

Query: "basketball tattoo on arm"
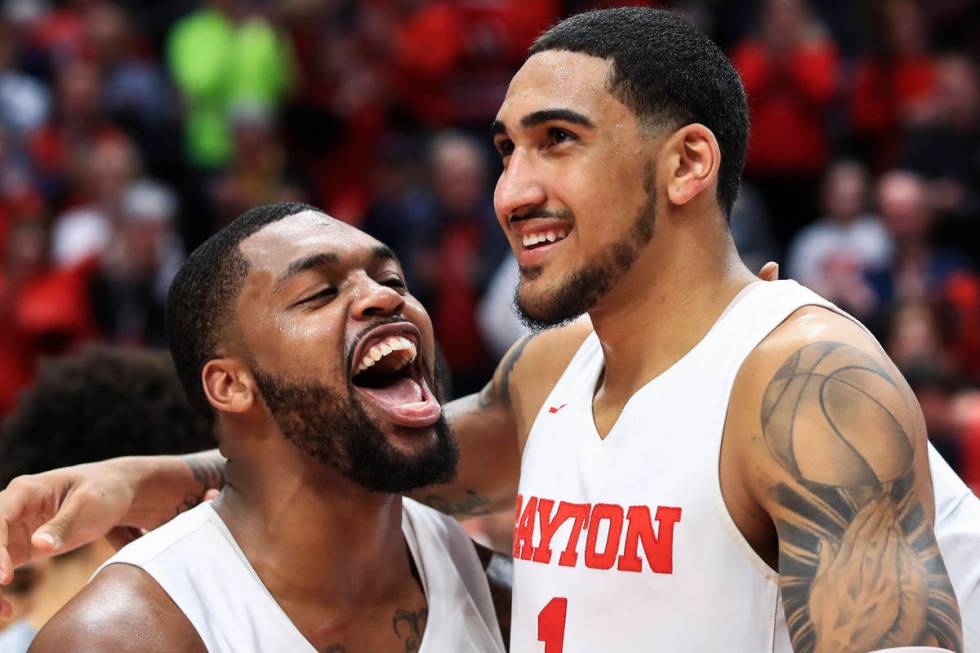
(761, 341, 962, 653)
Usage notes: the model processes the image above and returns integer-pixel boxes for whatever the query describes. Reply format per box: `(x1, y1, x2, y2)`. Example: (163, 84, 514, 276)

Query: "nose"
(494, 150, 548, 226)
(350, 276, 405, 321)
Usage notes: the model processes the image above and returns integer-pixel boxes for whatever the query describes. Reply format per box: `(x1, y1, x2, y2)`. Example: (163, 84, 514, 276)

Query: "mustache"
(510, 208, 574, 224)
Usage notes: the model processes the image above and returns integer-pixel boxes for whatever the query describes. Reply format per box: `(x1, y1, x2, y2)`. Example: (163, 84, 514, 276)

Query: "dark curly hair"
(529, 7, 749, 218)
(166, 202, 317, 417)
(0, 345, 215, 484)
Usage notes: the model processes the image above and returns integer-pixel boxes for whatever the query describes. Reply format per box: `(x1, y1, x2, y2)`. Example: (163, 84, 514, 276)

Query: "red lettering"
(556, 503, 591, 567)
(512, 494, 524, 558)
(616, 505, 683, 573)
(530, 499, 556, 563)
(514, 496, 538, 560)
(585, 503, 624, 569)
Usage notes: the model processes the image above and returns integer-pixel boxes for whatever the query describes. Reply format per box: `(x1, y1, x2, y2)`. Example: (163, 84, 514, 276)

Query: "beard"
(516, 162, 657, 330)
(251, 364, 458, 494)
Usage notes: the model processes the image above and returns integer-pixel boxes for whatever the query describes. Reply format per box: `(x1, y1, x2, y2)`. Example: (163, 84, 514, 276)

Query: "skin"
(0, 52, 962, 651)
(29, 213, 510, 652)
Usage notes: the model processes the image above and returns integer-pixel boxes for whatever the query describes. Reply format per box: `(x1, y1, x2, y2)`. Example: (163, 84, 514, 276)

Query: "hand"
(758, 261, 779, 281)
(808, 497, 928, 652)
(0, 461, 140, 617)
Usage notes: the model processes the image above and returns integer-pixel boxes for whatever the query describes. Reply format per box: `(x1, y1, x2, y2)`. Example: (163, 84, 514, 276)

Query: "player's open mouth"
(350, 325, 441, 428)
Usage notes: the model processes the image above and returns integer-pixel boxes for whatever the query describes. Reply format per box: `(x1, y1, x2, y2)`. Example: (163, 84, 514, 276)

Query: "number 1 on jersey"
(537, 597, 568, 653)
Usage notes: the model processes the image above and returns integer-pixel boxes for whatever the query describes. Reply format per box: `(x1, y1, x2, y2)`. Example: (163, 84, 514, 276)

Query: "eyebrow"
(491, 108, 596, 138)
(276, 246, 400, 290)
(276, 252, 339, 290)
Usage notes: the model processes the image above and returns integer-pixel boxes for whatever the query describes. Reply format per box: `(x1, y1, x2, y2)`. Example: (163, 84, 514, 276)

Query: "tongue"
(355, 376, 443, 428)
(360, 376, 423, 406)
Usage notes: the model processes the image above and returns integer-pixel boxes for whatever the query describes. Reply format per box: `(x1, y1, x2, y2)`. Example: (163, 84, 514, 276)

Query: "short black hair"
(166, 202, 317, 415)
(0, 346, 215, 485)
(529, 7, 749, 217)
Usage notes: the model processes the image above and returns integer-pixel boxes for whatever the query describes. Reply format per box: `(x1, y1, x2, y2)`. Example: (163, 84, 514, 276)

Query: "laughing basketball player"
(26, 204, 507, 652)
(2, 8, 978, 653)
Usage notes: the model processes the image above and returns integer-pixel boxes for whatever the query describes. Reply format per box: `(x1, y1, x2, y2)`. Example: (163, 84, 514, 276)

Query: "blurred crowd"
(0, 0, 979, 493)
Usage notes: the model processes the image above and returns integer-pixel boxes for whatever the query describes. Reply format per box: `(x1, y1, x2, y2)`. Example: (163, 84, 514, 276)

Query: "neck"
(588, 215, 756, 408)
(214, 435, 409, 610)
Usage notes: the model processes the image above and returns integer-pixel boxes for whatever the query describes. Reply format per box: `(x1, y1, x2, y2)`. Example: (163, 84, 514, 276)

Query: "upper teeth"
(354, 335, 417, 375)
(522, 230, 568, 247)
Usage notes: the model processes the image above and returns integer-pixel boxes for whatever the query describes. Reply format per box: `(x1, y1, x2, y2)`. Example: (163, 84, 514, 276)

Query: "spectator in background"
(731, 0, 838, 244)
(28, 55, 122, 204)
(88, 180, 183, 347)
(866, 170, 975, 330)
(210, 103, 307, 227)
(166, 0, 293, 169)
(85, 0, 180, 175)
(900, 54, 980, 242)
(849, 0, 937, 169)
(48, 133, 138, 267)
(0, 345, 216, 651)
(382, 0, 559, 127)
(787, 160, 889, 317)
(0, 218, 95, 416)
(414, 131, 507, 395)
(0, 17, 49, 139)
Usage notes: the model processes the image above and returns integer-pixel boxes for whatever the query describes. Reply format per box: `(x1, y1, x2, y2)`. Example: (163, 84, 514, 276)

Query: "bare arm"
(0, 450, 225, 610)
(751, 338, 962, 652)
(29, 564, 205, 652)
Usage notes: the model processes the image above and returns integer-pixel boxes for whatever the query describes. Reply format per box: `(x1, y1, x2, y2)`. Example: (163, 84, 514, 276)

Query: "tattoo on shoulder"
(420, 489, 492, 517)
(761, 341, 961, 653)
(392, 607, 427, 653)
(479, 335, 534, 410)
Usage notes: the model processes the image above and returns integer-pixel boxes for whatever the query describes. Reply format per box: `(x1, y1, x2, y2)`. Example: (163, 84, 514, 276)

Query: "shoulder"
(30, 563, 205, 653)
(727, 305, 928, 500)
(504, 319, 593, 422)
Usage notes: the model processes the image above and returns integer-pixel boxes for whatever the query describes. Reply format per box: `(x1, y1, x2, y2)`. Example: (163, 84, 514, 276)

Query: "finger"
(0, 543, 11, 586)
(203, 489, 220, 502)
(758, 261, 779, 281)
(30, 494, 87, 553)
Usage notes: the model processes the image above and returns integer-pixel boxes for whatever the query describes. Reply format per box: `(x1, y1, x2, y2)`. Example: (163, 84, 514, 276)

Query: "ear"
(664, 123, 720, 209)
(201, 358, 255, 415)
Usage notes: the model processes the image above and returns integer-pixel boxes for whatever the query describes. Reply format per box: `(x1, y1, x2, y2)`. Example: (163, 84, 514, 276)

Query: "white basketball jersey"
(98, 499, 505, 653)
(512, 279, 980, 653)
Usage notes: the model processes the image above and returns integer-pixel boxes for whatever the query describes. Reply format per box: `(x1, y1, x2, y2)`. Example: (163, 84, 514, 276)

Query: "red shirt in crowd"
(731, 37, 838, 175)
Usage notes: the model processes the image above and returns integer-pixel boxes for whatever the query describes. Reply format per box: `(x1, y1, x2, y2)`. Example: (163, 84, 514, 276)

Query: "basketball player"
(26, 204, 508, 652)
(2, 8, 979, 653)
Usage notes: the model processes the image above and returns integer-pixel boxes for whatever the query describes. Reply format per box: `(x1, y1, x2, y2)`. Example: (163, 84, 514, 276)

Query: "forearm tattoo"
(761, 341, 962, 652)
(176, 451, 226, 514)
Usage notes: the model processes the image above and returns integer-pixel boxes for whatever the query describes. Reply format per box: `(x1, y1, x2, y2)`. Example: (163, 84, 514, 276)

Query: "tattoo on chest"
(761, 341, 961, 653)
(392, 607, 427, 652)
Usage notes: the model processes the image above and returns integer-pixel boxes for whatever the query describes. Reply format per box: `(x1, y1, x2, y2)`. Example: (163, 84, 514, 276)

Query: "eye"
(494, 138, 514, 159)
(381, 277, 407, 292)
(547, 128, 576, 147)
(297, 286, 337, 307)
